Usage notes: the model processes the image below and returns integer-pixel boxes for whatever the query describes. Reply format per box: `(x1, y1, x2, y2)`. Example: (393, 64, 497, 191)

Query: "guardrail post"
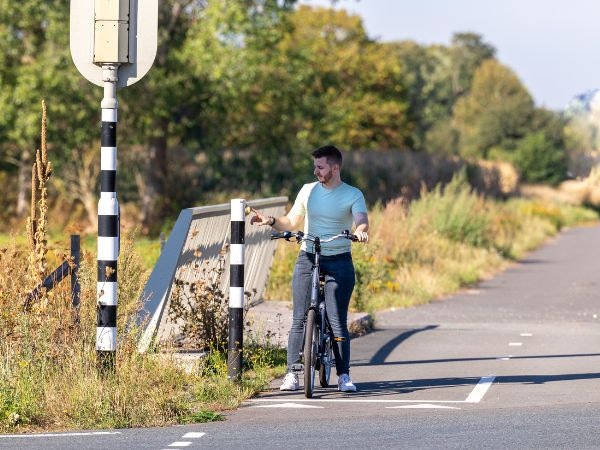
(70, 235, 81, 309)
(228, 198, 245, 380)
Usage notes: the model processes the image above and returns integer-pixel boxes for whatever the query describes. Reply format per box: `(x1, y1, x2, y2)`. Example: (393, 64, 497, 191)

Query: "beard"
(317, 169, 333, 184)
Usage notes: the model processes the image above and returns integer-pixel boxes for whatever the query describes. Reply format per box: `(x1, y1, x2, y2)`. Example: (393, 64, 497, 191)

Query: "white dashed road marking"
(509, 342, 523, 346)
(162, 431, 207, 448)
(182, 432, 206, 438)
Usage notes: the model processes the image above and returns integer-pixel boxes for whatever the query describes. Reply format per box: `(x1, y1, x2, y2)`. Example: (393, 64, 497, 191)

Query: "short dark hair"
(311, 145, 342, 168)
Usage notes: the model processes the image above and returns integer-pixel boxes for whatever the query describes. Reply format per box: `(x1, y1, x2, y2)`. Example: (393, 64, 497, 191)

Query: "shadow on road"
(497, 372, 600, 385)
(368, 325, 439, 365)
(349, 376, 482, 397)
(353, 352, 600, 367)
(312, 371, 600, 399)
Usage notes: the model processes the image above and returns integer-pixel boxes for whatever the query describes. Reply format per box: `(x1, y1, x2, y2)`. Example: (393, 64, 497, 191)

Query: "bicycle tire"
(303, 309, 318, 398)
(319, 335, 333, 387)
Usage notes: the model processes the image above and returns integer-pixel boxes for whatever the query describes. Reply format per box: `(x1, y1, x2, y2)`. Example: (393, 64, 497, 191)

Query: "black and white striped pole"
(69, 0, 158, 370)
(228, 198, 246, 380)
(97, 64, 120, 369)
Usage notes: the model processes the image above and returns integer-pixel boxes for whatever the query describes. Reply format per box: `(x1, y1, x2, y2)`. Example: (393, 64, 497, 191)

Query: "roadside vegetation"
(1, 164, 597, 432)
(0, 232, 285, 432)
(0, 105, 285, 433)
(266, 171, 598, 314)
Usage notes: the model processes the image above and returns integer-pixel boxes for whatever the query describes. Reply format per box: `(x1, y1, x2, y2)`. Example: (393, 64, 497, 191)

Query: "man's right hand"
(249, 208, 272, 226)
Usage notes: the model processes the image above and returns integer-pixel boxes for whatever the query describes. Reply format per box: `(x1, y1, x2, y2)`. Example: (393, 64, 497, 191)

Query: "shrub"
(409, 170, 492, 247)
(513, 132, 568, 185)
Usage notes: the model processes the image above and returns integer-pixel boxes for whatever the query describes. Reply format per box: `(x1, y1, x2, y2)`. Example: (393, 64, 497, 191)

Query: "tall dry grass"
(265, 172, 598, 312)
(0, 103, 285, 432)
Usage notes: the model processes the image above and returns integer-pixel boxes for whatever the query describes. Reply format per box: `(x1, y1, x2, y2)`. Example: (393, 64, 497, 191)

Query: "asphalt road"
(4, 225, 600, 449)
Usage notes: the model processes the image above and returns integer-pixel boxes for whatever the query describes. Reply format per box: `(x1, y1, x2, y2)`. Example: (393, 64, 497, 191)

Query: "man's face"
(313, 157, 335, 184)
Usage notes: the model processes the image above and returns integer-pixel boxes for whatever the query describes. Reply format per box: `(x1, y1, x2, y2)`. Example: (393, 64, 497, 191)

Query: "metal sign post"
(70, 0, 158, 370)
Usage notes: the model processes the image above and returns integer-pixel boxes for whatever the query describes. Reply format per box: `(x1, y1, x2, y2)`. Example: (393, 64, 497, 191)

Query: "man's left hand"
(354, 230, 369, 242)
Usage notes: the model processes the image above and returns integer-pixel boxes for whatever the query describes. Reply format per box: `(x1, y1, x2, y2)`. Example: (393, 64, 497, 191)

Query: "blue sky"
(300, 0, 600, 111)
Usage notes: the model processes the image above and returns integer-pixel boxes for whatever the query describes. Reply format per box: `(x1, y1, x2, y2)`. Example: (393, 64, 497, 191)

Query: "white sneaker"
(279, 372, 299, 391)
(338, 373, 357, 392)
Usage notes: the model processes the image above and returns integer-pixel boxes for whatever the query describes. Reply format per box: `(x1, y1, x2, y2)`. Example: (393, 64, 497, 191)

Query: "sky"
(300, 0, 600, 111)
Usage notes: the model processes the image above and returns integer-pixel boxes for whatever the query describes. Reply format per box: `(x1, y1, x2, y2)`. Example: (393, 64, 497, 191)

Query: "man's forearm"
(272, 215, 294, 231)
(355, 222, 369, 233)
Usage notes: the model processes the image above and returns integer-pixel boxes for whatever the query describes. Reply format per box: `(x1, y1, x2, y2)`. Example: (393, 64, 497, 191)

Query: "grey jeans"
(288, 250, 355, 375)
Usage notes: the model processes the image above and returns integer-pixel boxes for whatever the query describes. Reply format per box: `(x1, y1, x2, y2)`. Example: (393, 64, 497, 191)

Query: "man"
(251, 145, 369, 392)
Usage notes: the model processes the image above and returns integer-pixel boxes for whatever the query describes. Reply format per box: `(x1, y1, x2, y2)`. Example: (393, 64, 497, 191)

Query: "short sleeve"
(351, 190, 368, 215)
(289, 184, 310, 217)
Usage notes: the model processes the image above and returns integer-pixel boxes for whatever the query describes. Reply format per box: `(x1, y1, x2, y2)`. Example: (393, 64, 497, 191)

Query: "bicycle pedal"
(291, 363, 304, 374)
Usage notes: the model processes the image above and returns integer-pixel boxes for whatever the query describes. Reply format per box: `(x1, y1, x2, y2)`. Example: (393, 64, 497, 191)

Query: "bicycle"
(270, 229, 358, 398)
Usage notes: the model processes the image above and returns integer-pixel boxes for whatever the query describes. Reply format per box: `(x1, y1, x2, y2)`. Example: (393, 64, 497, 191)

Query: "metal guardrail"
(137, 197, 288, 352)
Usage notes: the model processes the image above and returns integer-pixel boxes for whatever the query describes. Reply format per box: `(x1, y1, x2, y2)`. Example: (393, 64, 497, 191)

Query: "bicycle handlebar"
(270, 230, 358, 243)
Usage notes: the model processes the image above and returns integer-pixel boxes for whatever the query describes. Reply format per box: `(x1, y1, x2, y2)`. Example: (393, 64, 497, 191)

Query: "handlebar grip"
(270, 231, 293, 240)
(343, 229, 359, 242)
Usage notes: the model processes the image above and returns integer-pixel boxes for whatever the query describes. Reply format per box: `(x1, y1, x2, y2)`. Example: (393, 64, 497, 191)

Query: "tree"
(283, 6, 412, 150)
(449, 32, 495, 97)
(390, 33, 494, 152)
(452, 59, 535, 159)
(0, 0, 97, 220)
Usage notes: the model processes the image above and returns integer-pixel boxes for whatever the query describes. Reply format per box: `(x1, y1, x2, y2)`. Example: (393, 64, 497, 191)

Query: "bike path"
(234, 224, 600, 418)
(5, 225, 600, 449)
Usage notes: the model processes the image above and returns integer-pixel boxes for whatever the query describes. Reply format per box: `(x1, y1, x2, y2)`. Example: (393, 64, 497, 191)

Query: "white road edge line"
(0, 431, 122, 438)
(465, 376, 496, 403)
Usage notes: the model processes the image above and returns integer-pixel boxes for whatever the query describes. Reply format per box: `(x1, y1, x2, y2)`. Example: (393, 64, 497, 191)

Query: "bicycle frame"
(270, 230, 356, 397)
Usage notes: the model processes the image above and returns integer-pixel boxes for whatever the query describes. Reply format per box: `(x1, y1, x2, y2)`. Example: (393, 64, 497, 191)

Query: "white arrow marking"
(387, 404, 460, 409)
(252, 402, 324, 409)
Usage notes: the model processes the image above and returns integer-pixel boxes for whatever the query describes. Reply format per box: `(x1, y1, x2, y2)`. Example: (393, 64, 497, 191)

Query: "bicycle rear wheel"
(303, 309, 318, 398)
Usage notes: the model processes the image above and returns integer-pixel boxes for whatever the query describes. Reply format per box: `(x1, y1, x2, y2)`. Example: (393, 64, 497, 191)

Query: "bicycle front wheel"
(303, 309, 318, 398)
(319, 335, 333, 387)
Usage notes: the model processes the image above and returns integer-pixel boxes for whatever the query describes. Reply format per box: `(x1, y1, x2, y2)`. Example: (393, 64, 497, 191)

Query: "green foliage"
(513, 132, 568, 185)
(453, 59, 535, 159)
(0, 1, 573, 232)
(410, 171, 492, 247)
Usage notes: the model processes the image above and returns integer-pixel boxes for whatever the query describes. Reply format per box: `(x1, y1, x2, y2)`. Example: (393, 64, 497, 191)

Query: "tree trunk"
(139, 126, 168, 233)
(15, 149, 32, 217)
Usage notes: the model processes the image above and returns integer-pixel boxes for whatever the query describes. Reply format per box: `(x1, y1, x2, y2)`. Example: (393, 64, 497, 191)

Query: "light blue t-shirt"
(289, 181, 367, 256)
